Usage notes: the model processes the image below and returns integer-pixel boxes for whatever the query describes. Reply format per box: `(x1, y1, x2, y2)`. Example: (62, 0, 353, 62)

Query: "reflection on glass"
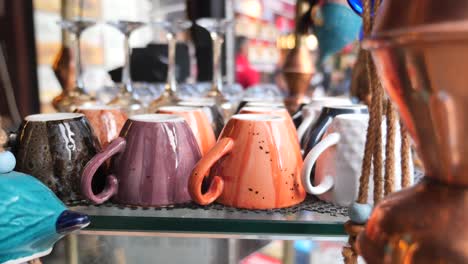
(53, 19, 96, 112)
(149, 19, 192, 112)
(106, 20, 145, 115)
(196, 18, 233, 102)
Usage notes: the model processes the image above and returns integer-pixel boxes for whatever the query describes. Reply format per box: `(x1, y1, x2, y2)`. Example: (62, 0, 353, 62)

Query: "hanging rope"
(384, 101, 397, 195)
(400, 119, 411, 187)
(343, 0, 413, 262)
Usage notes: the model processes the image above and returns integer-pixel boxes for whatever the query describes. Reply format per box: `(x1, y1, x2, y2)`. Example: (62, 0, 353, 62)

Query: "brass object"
(358, 179, 468, 263)
(282, 39, 314, 114)
(52, 46, 94, 112)
(282, 0, 316, 114)
(357, 1, 468, 263)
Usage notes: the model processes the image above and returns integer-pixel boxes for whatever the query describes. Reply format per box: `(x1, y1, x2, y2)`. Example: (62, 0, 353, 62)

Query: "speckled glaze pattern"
(239, 108, 298, 142)
(189, 116, 306, 209)
(15, 115, 102, 202)
(76, 107, 127, 148)
(301, 105, 368, 157)
(82, 116, 202, 206)
(157, 109, 216, 156)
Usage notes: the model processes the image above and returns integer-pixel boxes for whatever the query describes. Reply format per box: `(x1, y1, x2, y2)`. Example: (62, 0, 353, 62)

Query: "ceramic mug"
(157, 106, 216, 155)
(81, 114, 201, 206)
(296, 97, 352, 142)
(14, 113, 102, 202)
(234, 97, 282, 114)
(239, 106, 298, 142)
(76, 105, 127, 147)
(177, 101, 225, 138)
(189, 114, 306, 209)
(301, 104, 368, 156)
(244, 101, 285, 108)
(301, 114, 414, 206)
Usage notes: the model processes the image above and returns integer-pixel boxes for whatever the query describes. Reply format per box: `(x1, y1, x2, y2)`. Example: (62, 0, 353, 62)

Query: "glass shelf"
(71, 197, 348, 238)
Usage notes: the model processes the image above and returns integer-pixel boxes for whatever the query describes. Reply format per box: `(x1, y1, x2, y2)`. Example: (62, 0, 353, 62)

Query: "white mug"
(297, 97, 352, 142)
(301, 114, 414, 206)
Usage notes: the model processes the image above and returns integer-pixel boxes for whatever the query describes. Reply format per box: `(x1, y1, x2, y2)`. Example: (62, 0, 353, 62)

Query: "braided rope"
(400, 119, 411, 187)
(357, 52, 375, 203)
(384, 100, 397, 195)
(371, 70, 384, 204)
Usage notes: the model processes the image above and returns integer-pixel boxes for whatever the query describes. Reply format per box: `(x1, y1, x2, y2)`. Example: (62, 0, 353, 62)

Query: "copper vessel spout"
(357, 1, 468, 263)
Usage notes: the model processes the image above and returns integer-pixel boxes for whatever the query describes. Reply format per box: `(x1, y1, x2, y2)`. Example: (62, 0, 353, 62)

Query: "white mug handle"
(302, 133, 340, 195)
(297, 115, 315, 142)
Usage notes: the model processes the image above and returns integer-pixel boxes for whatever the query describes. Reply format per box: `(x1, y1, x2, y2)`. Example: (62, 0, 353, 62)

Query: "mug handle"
(81, 137, 126, 204)
(189, 137, 234, 205)
(297, 115, 315, 143)
(302, 133, 340, 195)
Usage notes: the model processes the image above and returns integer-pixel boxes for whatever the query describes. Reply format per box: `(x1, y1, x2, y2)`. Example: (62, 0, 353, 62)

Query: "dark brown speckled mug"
(15, 113, 102, 202)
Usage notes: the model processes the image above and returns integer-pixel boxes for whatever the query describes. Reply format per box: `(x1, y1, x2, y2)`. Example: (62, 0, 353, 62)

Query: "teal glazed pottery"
(313, 2, 362, 61)
(14, 113, 103, 202)
(0, 151, 90, 264)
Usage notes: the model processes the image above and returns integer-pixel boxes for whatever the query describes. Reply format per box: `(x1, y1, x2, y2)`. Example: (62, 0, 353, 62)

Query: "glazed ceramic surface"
(301, 105, 368, 156)
(177, 101, 225, 137)
(239, 106, 298, 142)
(302, 114, 413, 206)
(76, 105, 127, 148)
(234, 98, 283, 114)
(82, 114, 201, 206)
(296, 97, 353, 142)
(14, 113, 102, 202)
(157, 106, 216, 155)
(0, 171, 89, 264)
(189, 114, 305, 209)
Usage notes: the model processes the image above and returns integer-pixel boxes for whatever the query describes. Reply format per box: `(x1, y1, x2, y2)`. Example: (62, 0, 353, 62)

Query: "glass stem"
(74, 32, 84, 92)
(122, 34, 132, 93)
(211, 32, 223, 94)
(166, 32, 177, 94)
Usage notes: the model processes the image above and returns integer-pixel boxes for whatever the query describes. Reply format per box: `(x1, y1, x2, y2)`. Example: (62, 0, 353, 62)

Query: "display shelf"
(71, 197, 348, 238)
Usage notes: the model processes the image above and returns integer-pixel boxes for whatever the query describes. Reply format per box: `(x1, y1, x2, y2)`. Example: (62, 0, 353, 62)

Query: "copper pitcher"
(357, 1, 468, 263)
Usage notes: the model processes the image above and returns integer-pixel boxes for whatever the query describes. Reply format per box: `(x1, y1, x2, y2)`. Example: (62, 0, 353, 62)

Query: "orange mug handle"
(189, 137, 234, 205)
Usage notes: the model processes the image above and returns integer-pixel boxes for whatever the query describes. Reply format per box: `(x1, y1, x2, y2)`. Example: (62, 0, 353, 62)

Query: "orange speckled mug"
(239, 106, 298, 142)
(157, 106, 216, 156)
(189, 114, 305, 209)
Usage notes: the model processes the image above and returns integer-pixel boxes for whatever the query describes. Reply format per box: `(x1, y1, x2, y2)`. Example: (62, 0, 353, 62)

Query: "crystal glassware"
(53, 19, 96, 112)
(148, 20, 192, 112)
(196, 18, 233, 104)
(106, 20, 146, 115)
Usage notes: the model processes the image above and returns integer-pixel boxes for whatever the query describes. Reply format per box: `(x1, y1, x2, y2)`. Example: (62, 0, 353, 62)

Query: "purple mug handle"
(81, 137, 126, 204)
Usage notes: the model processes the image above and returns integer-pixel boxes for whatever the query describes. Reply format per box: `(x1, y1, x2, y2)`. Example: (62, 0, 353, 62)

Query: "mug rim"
(76, 105, 123, 111)
(324, 104, 367, 110)
(178, 101, 214, 107)
(334, 113, 369, 121)
(25, 113, 84, 122)
(158, 106, 200, 112)
(245, 102, 285, 107)
(241, 106, 286, 113)
(232, 114, 284, 121)
(129, 114, 185, 123)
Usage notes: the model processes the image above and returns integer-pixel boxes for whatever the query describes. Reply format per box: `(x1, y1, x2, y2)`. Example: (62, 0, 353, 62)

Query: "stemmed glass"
(106, 20, 146, 114)
(196, 18, 233, 103)
(53, 19, 96, 112)
(149, 19, 192, 111)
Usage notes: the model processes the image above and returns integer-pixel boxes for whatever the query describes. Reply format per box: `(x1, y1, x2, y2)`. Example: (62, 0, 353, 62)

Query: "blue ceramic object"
(0, 151, 15, 174)
(0, 152, 90, 264)
(313, 3, 362, 61)
(348, 202, 373, 224)
(347, 0, 377, 16)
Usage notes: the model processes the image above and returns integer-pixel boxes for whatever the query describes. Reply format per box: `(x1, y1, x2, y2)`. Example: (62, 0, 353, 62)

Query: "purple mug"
(81, 114, 201, 206)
